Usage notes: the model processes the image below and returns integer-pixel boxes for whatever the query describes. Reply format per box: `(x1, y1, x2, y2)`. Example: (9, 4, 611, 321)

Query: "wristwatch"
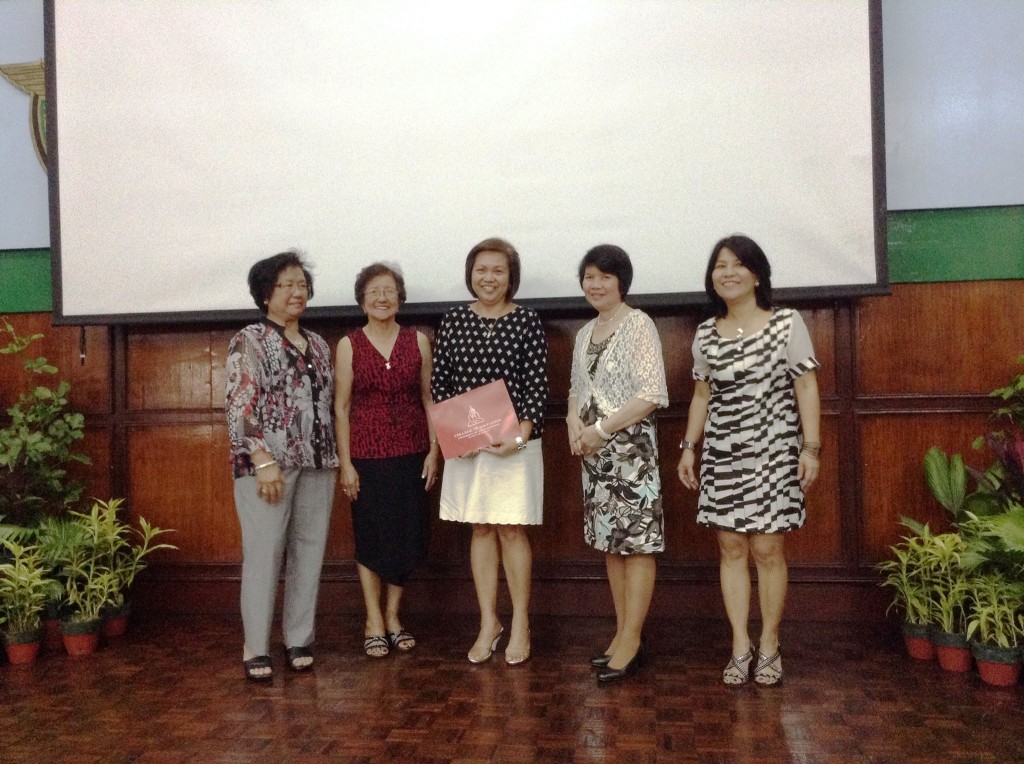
(514, 435, 527, 451)
(679, 439, 697, 450)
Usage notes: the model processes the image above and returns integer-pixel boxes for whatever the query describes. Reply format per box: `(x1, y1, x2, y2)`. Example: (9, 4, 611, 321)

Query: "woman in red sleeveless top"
(335, 263, 439, 657)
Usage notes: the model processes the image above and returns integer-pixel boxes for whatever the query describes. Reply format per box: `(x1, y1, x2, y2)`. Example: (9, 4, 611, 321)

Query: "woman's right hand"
(567, 414, 584, 455)
(677, 449, 698, 490)
(340, 461, 360, 501)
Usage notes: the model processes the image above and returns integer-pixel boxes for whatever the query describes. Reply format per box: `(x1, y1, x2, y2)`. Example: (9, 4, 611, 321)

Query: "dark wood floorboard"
(2, 615, 1022, 764)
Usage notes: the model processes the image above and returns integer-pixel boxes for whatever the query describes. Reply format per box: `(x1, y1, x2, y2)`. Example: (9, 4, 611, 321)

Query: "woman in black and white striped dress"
(678, 235, 820, 687)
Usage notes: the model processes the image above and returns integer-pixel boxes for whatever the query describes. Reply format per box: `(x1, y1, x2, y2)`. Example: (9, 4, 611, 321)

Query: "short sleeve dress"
(692, 308, 819, 534)
(431, 304, 548, 525)
(348, 326, 431, 586)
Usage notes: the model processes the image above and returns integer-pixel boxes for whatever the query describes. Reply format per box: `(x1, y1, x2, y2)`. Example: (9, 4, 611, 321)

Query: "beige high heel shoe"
(468, 627, 504, 664)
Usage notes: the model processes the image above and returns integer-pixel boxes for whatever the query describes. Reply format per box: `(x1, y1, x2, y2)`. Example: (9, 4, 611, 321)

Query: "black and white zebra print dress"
(692, 308, 819, 534)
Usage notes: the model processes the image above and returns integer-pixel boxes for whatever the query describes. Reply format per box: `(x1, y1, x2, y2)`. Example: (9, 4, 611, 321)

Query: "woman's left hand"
(481, 438, 520, 458)
(576, 424, 608, 458)
(798, 452, 819, 491)
(256, 464, 285, 505)
(421, 447, 440, 490)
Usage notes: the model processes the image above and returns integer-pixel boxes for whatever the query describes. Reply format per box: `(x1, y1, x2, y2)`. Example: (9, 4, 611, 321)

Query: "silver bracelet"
(254, 460, 278, 471)
(594, 419, 612, 440)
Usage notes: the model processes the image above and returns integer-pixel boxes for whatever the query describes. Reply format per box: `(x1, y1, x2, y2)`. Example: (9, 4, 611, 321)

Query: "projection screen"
(47, 0, 885, 324)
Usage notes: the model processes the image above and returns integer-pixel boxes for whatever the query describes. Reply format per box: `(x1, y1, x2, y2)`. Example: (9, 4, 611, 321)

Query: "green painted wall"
(0, 248, 51, 313)
(886, 206, 1024, 282)
(1, 206, 1021, 313)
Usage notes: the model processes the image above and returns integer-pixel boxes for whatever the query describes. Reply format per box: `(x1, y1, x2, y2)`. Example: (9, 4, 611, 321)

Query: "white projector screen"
(48, 0, 885, 324)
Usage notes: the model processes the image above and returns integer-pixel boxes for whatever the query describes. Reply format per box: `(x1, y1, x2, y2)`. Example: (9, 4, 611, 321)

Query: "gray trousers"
(234, 468, 336, 655)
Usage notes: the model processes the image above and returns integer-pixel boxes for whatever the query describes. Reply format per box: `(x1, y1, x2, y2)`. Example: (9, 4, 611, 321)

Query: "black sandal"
(754, 646, 783, 686)
(364, 634, 390, 658)
(285, 645, 314, 672)
(722, 647, 755, 686)
(387, 629, 416, 652)
(243, 655, 273, 682)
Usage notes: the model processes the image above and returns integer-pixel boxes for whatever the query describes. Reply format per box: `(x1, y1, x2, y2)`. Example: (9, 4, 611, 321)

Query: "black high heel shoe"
(596, 643, 646, 684)
(589, 652, 612, 668)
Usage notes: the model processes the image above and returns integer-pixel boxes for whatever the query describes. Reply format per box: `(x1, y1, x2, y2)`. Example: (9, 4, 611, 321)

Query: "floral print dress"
(572, 310, 668, 555)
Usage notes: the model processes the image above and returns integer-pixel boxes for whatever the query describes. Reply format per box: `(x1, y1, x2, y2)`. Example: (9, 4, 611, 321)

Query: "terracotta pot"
(971, 642, 1021, 687)
(43, 618, 64, 651)
(976, 660, 1022, 687)
(102, 613, 128, 638)
(931, 630, 972, 673)
(61, 618, 102, 658)
(901, 622, 935, 661)
(4, 640, 41, 665)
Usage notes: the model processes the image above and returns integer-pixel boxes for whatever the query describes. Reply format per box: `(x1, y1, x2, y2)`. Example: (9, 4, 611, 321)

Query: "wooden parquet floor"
(1, 615, 1022, 764)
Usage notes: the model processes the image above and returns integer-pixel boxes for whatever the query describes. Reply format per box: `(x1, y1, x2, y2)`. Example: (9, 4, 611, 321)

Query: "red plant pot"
(43, 619, 64, 651)
(971, 641, 1021, 687)
(901, 624, 936, 661)
(936, 645, 973, 673)
(5, 640, 41, 665)
(102, 614, 128, 638)
(62, 631, 99, 658)
(931, 630, 972, 673)
(976, 659, 1021, 687)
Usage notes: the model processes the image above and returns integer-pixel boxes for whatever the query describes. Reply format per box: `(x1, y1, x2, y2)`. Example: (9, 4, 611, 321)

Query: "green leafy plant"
(0, 317, 90, 525)
(920, 531, 972, 635)
(0, 538, 61, 638)
(965, 571, 1024, 649)
(876, 518, 936, 626)
(71, 498, 176, 612)
(959, 506, 1024, 581)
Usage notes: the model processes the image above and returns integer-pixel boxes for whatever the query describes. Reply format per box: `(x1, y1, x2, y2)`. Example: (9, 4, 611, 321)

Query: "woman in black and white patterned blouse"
(677, 235, 820, 688)
(431, 237, 548, 666)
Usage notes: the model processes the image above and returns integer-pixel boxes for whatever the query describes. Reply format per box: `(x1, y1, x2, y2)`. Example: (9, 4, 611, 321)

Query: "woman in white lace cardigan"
(568, 245, 669, 684)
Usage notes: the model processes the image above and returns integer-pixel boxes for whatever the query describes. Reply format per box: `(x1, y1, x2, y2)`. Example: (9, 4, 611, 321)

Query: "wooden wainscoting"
(3, 279, 1022, 621)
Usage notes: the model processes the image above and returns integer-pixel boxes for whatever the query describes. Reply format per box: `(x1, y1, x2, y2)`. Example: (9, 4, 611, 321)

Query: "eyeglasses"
(366, 288, 399, 299)
(275, 281, 308, 293)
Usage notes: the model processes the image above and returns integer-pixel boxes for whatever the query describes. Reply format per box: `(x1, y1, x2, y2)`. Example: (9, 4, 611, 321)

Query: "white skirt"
(439, 438, 543, 525)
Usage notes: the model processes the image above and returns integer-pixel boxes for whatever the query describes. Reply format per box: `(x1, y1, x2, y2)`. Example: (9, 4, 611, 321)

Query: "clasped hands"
(459, 438, 520, 459)
(567, 416, 605, 458)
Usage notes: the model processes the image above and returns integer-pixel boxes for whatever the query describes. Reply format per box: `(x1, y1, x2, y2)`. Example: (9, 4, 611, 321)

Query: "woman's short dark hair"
(354, 262, 407, 306)
(247, 250, 314, 313)
(464, 237, 521, 300)
(704, 234, 773, 317)
(577, 244, 633, 297)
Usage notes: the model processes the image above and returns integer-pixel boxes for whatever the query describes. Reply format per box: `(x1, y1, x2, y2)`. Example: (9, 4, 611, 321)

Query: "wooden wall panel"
(128, 329, 217, 410)
(859, 411, 991, 563)
(857, 281, 1024, 396)
(127, 424, 238, 562)
(0, 315, 110, 413)
(77, 427, 113, 504)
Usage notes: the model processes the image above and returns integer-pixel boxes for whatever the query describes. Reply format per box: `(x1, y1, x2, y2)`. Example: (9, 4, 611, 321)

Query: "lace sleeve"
(630, 312, 669, 408)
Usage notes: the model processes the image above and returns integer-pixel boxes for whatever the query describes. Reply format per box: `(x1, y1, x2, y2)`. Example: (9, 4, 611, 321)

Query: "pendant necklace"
(597, 302, 626, 326)
(479, 315, 498, 339)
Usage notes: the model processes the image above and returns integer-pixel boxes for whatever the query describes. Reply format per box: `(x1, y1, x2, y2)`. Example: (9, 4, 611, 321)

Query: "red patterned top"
(348, 326, 430, 459)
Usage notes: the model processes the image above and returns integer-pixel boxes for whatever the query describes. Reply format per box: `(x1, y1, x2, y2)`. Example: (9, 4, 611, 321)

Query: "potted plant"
(40, 512, 118, 657)
(964, 571, 1024, 687)
(0, 317, 90, 527)
(876, 519, 937, 660)
(70, 499, 176, 637)
(922, 532, 974, 672)
(0, 538, 60, 665)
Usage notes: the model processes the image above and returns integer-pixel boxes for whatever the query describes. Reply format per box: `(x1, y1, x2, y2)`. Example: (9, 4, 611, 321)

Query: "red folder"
(428, 379, 521, 460)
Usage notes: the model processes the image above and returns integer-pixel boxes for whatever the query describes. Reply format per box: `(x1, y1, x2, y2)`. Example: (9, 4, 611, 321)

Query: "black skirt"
(350, 451, 430, 586)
